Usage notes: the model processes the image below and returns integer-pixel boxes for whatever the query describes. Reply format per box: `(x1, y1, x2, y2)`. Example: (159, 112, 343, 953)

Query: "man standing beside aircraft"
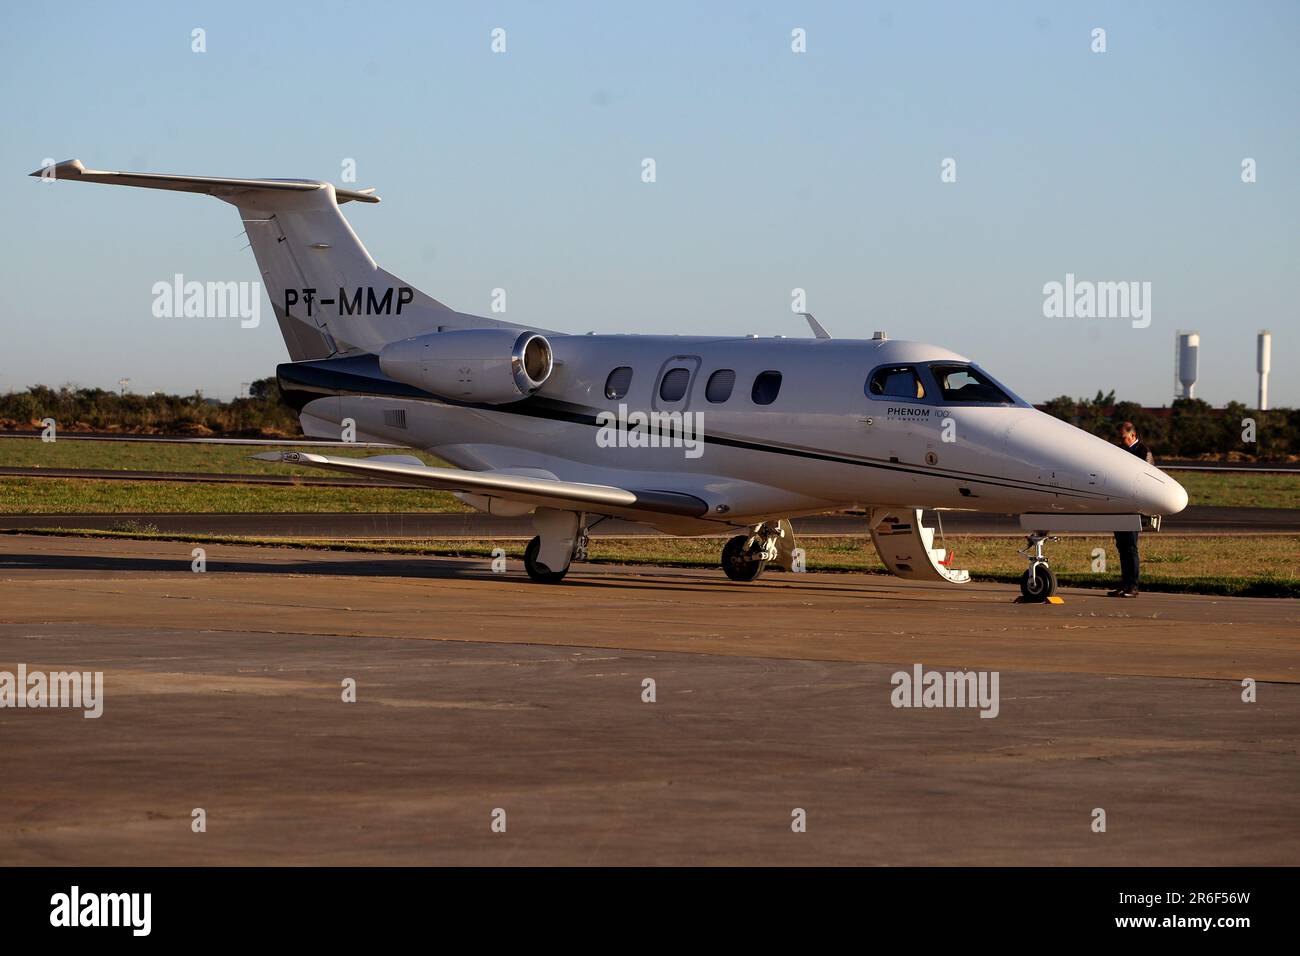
(1110, 422, 1156, 598)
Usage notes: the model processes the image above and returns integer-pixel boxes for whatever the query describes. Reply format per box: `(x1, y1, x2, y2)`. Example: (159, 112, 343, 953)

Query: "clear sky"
(2, 0, 1296, 405)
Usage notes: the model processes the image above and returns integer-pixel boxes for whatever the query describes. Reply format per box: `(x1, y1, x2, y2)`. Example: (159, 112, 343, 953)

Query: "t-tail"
(30, 159, 529, 359)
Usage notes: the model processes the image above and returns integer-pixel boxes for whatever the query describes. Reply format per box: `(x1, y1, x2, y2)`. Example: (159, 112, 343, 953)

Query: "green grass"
(0, 438, 445, 475)
(10, 528, 1298, 598)
(1175, 470, 1300, 509)
(0, 477, 467, 514)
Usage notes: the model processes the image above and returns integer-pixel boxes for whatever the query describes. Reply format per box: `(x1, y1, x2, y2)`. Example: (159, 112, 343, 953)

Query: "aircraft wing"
(253, 452, 710, 519)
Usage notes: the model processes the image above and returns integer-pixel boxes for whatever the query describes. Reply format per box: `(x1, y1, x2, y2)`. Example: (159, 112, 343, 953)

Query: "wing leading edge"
(254, 452, 710, 520)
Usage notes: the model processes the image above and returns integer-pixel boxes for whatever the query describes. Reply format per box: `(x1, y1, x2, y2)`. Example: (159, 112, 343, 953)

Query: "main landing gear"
(523, 508, 590, 584)
(523, 535, 570, 583)
(1017, 531, 1059, 602)
(721, 521, 791, 582)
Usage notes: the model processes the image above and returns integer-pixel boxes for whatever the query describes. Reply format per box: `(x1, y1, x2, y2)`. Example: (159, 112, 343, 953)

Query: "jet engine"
(378, 328, 554, 403)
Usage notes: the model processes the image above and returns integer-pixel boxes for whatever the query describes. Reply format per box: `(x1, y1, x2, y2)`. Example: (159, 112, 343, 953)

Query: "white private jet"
(34, 161, 1189, 600)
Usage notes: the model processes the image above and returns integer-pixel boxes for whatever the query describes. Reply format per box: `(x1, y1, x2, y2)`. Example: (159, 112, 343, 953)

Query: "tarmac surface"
(0, 533, 1296, 866)
(2, 505, 1297, 537)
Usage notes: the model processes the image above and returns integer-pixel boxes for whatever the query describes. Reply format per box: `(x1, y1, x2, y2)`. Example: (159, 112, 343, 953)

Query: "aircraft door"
(652, 355, 702, 412)
(862, 363, 932, 465)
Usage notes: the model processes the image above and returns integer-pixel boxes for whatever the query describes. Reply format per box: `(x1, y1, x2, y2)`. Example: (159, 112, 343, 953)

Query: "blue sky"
(2, 0, 1296, 405)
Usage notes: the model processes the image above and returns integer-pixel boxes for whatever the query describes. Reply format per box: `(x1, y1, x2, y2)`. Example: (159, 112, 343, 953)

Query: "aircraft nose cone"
(1137, 471, 1189, 515)
(1167, 476, 1189, 514)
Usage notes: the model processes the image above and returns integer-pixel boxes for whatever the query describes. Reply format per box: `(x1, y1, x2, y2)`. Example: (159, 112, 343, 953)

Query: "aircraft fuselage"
(280, 333, 1188, 534)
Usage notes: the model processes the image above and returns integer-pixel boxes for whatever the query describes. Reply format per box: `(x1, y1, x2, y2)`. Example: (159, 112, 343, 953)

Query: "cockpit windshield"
(928, 364, 1015, 404)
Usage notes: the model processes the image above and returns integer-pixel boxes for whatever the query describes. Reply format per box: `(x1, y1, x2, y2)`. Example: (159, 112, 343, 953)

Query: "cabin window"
(705, 369, 736, 403)
(867, 365, 925, 400)
(605, 366, 633, 400)
(928, 364, 1014, 404)
(659, 367, 690, 402)
(751, 370, 782, 405)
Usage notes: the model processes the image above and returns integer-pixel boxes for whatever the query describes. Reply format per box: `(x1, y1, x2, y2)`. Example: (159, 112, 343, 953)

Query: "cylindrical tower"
(1177, 332, 1200, 400)
(1257, 330, 1271, 411)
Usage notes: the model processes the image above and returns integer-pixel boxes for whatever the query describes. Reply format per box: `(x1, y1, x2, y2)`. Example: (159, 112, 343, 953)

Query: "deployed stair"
(868, 508, 971, 584)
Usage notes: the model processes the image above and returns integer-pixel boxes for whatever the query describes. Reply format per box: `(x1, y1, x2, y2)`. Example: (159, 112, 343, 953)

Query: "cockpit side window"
(929, 364, 1014, 404)
(866, 365, 926, 400)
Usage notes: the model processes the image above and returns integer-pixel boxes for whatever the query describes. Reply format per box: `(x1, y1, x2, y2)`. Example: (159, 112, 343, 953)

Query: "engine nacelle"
(378, 328, 554, 403)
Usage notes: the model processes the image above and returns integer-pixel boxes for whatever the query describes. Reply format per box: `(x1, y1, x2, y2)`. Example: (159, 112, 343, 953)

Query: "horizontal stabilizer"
(30, 159, 380, 203)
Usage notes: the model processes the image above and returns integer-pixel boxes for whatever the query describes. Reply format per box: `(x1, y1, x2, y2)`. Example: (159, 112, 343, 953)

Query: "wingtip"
(29, 158, 85, 178)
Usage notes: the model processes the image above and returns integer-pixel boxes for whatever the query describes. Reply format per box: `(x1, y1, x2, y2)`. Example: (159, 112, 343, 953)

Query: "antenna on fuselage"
(801, 312, 831, 339)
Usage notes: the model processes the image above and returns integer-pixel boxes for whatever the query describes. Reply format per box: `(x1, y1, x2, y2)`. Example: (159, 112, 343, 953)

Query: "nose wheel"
(1017, 532, 1059, 602)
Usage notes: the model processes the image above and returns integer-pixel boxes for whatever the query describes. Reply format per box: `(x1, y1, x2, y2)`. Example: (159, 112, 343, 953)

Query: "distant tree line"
(0, 378, 300, 437)
(1039, 391, 1299, 460)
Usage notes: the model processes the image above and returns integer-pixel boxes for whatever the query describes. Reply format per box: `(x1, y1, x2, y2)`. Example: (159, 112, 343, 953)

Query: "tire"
(523, 536, 570, 584)
(1019, 565, 1056, 602)
(721, 534, 767, 582)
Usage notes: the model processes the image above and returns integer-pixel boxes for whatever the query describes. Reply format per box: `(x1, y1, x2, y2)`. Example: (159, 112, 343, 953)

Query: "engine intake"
(378, 328, 554, 404)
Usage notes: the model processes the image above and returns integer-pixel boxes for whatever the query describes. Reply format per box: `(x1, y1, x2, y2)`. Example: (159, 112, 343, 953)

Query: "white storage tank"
(1177, 332, 1200, 400)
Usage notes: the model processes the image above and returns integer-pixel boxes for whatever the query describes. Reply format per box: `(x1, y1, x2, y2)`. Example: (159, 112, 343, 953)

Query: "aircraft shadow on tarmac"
(0, 547, 984, 599)
(0, 550, 509, 580)
(0, 548, 723, 594)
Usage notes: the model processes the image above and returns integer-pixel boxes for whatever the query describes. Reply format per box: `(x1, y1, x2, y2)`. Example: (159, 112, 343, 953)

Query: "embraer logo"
(284, 286, 415, 318)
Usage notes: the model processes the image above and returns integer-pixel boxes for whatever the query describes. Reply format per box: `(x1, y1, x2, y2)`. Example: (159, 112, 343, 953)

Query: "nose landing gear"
(1017, 531, 1059, 602)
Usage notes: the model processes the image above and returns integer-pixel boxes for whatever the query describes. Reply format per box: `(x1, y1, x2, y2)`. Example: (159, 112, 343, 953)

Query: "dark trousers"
(1113, 531, 1140, 590)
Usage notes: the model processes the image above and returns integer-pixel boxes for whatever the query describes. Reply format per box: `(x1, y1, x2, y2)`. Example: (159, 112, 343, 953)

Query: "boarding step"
(869, 508, 970, 584)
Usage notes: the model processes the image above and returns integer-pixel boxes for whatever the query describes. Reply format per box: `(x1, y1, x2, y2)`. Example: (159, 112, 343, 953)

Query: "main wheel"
(1019, 565, 1056, 602)
(524, 536, 570, 584)
(721, 534, 767, 582)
